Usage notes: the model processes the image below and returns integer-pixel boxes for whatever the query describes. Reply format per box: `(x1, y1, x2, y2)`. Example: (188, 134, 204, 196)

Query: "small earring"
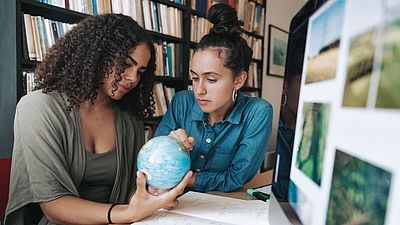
(232, 89, 238, 102)
(281, 93, 287, 106)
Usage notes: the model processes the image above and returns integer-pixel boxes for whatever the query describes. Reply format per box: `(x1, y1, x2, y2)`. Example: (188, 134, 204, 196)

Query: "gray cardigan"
(5, 90, 144, 224)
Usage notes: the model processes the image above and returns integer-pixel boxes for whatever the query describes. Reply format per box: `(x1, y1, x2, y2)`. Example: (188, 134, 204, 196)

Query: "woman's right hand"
(169, 128, 195, 150)
(125, 171, 192, 222)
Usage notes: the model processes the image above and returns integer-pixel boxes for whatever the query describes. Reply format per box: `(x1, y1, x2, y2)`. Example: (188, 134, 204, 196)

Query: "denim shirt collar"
(191, 92, 246, 125)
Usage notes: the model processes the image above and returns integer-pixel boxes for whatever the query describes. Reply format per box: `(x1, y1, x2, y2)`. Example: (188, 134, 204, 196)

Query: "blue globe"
(137, 136, 191, 189)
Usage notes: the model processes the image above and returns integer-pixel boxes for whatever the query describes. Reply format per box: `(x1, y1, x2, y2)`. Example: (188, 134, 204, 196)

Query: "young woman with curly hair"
(5, 14, 192, 224)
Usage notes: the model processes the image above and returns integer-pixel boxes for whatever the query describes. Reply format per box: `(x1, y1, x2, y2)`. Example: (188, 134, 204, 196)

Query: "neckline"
(85, 147, 116, 155)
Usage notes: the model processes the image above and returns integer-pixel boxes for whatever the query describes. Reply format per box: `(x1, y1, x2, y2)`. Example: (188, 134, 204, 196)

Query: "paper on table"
(134, 210, 233, 225)
(135, 191, 270, 225)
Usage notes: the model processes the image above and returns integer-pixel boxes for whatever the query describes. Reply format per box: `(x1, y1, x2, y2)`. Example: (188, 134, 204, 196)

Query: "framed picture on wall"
(267, 25, 289, 77)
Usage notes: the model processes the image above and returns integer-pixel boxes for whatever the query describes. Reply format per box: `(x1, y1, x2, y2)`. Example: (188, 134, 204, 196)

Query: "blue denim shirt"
(155, 90, 273, 192)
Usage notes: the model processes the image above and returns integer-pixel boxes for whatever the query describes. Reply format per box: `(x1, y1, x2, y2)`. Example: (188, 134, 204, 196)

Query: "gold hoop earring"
(232, 89, 238, 102)
(281, 93, 287, 106)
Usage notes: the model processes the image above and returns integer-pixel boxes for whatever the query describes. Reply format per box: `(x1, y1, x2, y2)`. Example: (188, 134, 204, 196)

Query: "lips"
(197, 99, 210, 105)
(118, 83, 131, 92)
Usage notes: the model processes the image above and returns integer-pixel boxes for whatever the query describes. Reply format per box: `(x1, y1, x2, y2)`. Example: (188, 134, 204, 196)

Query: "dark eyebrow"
(189, 69, 222, 77)
(128, 55, 147, 70)
(127, 56, 137, 65)
(189, 69, 198, 76)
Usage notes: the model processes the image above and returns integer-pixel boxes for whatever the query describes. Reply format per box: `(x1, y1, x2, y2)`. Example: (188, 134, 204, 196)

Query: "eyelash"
(192, 77, 216, 83)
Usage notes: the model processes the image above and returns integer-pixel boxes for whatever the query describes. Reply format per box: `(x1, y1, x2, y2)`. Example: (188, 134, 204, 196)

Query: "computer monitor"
(269, 0, 399, 224)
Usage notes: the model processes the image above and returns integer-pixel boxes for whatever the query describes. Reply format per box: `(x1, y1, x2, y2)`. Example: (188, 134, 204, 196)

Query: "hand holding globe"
(137, 135, 192, 189)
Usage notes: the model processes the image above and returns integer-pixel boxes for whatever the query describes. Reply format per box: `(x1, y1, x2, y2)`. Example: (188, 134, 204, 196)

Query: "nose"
(125, 70, 140, 83)
(195, 80, 206, 96)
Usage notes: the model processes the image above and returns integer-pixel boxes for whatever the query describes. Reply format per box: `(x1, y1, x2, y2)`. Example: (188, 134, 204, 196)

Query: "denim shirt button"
(195, 168, 201, 172)
(200, 155, 205, 159)
(205, 138, 211, 143)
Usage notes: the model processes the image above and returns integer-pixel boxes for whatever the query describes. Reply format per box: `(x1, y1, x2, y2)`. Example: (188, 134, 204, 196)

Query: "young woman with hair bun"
(155, 4, 273, 193)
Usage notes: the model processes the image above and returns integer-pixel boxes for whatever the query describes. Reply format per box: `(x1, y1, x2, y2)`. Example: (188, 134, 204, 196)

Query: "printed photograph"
(296, 102, 331, 186)
(326, 149, 392, 225)
(268, 25, 289, 77)
(273, 37, 287, 67)
(376, 17, 400, 108)
(305, 0, 345, 84)
(342, 30, 376, 107)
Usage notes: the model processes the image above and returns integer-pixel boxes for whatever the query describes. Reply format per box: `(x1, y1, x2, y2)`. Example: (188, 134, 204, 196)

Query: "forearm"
(40, 196, 132, 224)
(188, 172, 197, 187)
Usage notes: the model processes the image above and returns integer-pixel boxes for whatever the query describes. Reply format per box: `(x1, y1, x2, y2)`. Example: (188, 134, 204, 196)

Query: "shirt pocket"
(206, 146, 236, 171)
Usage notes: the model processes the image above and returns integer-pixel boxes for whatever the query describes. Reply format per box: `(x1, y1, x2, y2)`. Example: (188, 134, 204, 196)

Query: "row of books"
(142, 0, 183, 38)
(35, 0, 183, 38)
(240, 1, 265, 35)
(190, 15, 212, 43)
(153, 83, 176, 117)
(37, 0, 185, 15)
(22, 72, 39, 94)
(154, 42, 183, 78)
(243, 34, 263, 60)
(22, 14, 74, 61)
(246, 62, 262, 88)
(191, 0, 265, 36)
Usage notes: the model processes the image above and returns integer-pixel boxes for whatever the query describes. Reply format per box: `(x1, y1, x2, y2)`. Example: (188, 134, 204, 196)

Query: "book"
(134, 191, 270, 225)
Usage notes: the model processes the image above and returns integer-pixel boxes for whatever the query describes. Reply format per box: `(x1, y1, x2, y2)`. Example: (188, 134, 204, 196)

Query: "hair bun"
(207, 4, 243, 36)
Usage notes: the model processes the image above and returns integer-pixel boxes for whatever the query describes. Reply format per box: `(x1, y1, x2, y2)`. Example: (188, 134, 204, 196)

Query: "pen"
(247, 189, 270, 202)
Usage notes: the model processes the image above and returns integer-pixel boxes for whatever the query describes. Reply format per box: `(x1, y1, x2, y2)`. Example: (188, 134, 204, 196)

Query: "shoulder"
(242, 95, 273, 113)
(18, 90, 65, 110)
(16, 90, 69, 121)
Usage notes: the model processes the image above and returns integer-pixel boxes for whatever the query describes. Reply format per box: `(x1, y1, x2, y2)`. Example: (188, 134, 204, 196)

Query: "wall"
(262, 0, 307, 169)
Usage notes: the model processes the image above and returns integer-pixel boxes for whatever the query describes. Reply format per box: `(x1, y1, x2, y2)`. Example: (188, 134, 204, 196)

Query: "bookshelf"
(0, 0, 266, 155)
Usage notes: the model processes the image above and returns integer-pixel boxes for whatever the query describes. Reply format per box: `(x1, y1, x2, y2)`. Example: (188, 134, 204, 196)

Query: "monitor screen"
(270, 0, 400, 224)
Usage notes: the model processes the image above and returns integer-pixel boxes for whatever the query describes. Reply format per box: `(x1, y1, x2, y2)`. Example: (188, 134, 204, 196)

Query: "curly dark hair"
(36, 13, 156, 119)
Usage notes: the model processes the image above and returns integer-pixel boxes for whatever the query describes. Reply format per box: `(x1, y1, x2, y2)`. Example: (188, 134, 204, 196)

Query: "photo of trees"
(326, 149, 392, 225)
(296, 102, 331, 186)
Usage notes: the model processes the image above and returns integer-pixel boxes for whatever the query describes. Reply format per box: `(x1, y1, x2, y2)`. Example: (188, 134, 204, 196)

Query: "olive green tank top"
(78, 148, 117, 203)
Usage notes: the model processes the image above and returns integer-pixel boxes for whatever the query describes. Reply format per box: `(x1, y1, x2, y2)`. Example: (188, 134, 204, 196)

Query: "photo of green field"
(326, 150, 391, 225)
(376, 18, 400, 108)
(296, 103, 331, 186)
(306, 41, 340, 84)
(343, 30, 375, 107)
(305, 0, 345, 84)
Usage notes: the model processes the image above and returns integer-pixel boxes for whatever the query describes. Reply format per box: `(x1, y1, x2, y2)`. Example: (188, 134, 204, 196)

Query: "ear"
(234, 71, 247, 90)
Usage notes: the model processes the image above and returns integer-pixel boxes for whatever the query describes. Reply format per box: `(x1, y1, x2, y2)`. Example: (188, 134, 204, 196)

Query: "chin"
(198, 105, 213, 113)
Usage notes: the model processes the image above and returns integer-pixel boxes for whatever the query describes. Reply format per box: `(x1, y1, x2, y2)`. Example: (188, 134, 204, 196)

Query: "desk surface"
(208, 170, 273, 200)
(117, 170, 273, 225)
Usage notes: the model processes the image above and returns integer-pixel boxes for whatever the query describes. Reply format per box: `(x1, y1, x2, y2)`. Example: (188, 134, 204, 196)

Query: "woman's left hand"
(148, 186, 178, 210)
